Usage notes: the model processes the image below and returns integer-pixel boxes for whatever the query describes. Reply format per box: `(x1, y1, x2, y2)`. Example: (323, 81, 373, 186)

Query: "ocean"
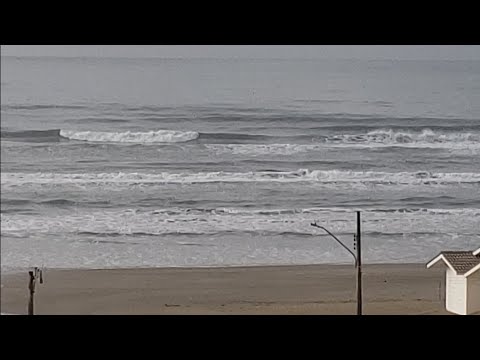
(1, 55, 479, 270)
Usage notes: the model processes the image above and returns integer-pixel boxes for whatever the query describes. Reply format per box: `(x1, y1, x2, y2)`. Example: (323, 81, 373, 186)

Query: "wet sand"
(0, 264, 453, 315)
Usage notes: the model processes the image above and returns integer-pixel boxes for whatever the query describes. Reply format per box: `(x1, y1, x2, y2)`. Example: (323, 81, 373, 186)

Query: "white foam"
(2, 207, 479, 269)
(153, 207, 480, 217)
(2, 170, 480, 187)
(203, 130, 480, 154)
(326, 129, 480, 151)
(2, 207, 479, 236)
(59, 129, 199, 143)
(205, 144, 323, 155)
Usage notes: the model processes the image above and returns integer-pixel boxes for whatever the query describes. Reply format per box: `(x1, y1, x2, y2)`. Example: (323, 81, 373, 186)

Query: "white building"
(427, 247, 480, 315)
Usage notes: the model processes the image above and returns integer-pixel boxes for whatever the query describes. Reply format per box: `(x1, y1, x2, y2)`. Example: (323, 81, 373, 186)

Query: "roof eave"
(426, 254, 457, 274)
(464, 263, 480, 278)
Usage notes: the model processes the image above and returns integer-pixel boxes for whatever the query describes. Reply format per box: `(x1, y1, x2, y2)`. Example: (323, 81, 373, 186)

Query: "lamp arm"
(311, 222, 357, 266)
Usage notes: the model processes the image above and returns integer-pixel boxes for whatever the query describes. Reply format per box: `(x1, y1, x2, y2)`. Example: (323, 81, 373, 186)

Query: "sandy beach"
(0, 263, 457, 315)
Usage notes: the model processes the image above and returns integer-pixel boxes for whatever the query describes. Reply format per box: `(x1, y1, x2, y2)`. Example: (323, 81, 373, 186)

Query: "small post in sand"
(28, 267, 44, 315)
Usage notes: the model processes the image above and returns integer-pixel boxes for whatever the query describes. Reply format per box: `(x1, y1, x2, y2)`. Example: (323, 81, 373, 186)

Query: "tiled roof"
(440, 251, 480, 275)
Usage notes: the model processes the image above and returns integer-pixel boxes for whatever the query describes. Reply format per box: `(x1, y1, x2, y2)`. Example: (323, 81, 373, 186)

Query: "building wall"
(446, 268, 467, 315)
(467, 271, 480, 315)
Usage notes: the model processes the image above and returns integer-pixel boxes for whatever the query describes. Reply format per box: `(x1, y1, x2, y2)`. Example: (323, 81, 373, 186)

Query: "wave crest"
(59, 129, 199, 143)
(327, 129, 480, 145)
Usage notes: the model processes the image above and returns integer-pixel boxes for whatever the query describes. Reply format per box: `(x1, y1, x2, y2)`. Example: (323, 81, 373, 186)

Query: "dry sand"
(1, 263, 453, 315)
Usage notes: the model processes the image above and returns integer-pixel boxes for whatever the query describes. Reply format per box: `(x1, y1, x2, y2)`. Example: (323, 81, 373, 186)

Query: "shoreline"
(0, 263, 455, 315)
(0, 260, 428, 274)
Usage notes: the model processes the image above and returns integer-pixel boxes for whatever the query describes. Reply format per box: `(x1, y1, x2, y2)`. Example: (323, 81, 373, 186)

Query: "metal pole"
(356, 211, 362, 315)
(311, 215, 361, 315)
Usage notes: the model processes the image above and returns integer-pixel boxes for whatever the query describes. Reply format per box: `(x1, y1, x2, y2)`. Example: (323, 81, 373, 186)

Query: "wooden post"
(27, 267, 43, 315)
(356, 211, 362, 315)
(28, 271, 35, 315)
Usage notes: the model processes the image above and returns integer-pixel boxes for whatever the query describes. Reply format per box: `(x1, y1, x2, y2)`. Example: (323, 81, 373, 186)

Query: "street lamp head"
(311, 222, 325, 230)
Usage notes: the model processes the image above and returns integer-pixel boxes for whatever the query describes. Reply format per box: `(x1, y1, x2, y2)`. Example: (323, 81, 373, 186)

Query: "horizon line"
(2, 55, 480, 62)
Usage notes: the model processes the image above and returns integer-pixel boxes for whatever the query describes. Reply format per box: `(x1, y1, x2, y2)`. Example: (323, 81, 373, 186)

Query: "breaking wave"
(2, 207, 479, 236)
(59, 129, 199, 143)
(326, 129, 480, 146)
(2, 128, 479, 150)
(2, 169, 480, 186)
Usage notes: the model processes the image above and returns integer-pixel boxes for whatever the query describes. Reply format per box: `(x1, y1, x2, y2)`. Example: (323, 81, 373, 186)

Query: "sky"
(1, 45, 480, 60)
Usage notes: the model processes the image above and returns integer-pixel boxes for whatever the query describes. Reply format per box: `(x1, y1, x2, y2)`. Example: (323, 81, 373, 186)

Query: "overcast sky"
(2, 45, 480, 60)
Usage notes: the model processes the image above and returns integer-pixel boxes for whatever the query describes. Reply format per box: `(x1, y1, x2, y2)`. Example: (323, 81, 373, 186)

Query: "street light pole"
(311, 211, 362, 315)
(355, 211, 362, 315)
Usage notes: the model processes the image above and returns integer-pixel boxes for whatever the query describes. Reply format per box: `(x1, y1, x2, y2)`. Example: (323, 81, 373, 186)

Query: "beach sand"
(0, 264, 453, 315)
